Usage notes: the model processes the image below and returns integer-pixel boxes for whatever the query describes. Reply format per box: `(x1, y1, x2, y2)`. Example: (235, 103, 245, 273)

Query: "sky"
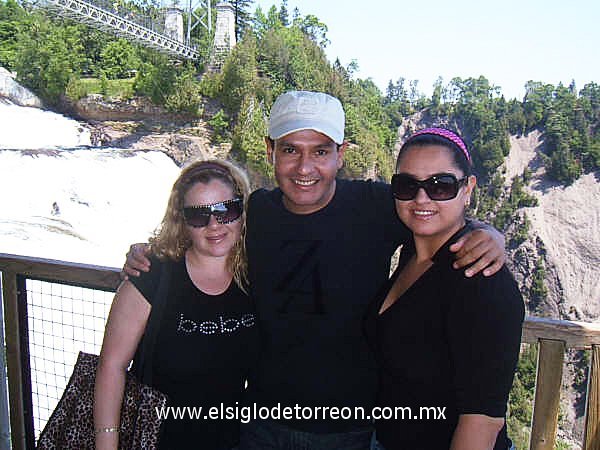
(252, 0, 599, 100)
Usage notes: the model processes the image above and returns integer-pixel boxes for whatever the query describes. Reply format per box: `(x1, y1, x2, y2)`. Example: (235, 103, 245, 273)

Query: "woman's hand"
(450, 225, 505, 277)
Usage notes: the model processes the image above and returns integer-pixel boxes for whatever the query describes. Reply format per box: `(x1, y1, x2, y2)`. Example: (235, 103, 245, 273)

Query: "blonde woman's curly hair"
(149, 158, 251, 292)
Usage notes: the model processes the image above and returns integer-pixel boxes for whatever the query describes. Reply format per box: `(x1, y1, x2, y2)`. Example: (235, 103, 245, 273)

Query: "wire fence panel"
(25, 279, 114, 440)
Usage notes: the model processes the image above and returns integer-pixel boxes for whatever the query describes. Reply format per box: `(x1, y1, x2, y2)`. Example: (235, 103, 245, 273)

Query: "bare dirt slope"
(503, 132, 600, 320)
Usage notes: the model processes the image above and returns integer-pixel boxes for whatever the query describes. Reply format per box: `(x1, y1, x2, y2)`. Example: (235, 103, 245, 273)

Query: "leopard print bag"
(37, 262, 172, 449)
(36, 351, 168, 449)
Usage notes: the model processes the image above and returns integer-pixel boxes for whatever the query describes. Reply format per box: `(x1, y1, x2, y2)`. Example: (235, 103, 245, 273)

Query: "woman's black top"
(366, 225, 525, 450)
(130, 256, 259, 450)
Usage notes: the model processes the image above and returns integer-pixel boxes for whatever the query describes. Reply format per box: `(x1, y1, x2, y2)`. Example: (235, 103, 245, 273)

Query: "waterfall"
(0, 101, 181, 267)
(0, 99, 92, 149)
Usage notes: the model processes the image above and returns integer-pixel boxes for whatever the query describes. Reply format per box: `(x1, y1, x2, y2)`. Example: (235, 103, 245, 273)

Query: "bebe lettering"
(177, 313, 255, 335)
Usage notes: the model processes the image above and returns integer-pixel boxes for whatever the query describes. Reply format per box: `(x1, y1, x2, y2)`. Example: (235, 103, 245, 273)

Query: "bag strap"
(132, 258, 172, 385)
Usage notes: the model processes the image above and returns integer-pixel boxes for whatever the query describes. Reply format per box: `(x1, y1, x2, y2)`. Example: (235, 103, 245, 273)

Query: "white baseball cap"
(268, 91, 345, 144)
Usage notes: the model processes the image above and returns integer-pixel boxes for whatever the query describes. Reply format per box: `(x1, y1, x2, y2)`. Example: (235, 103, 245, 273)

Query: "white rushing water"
(0, 98, 182, 267)
(0, 98, 182, 268)
(0, 99, 91, 149)
(0, 148, 180, 266)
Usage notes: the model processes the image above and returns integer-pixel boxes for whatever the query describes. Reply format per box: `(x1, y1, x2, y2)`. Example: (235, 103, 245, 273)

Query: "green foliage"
(231, 0, 254, 40)
(232, 94, 270, 177)
(509, 214, 530, 248)
(65, 76, 88, 101)
(0, 0, 27, 70)
(384, 77, 414, 126)
(208, 109, 230, 144)
(165, 69, 201, 115)
(510, 175, 538, 208)
(520, 81, 598, 184)
(278, 0, 289, 26)
(198, 72, 223, 98)
(133, 53, 176, 104)
(78, 28, 112, 75)
(15, 13, 84, 103)
(293, 13, 329, 48)
(99, 71, 109, 96)
(219, 33, 258, 117)
(99, 39, 140, 79)
(529, 259, 548, 311)
(78, 77, 134, 98)
(507, 344, 538, 449)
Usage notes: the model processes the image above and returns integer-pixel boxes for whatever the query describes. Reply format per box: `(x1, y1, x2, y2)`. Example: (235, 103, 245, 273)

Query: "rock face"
(525, 173, 600, 319)
(502, 132, 600, 321)
(0, 67, 43, 107)
(71, 94, 187, 122)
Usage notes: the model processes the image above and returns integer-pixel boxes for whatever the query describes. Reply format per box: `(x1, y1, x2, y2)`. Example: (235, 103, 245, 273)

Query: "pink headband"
(406, 127, 471, 163)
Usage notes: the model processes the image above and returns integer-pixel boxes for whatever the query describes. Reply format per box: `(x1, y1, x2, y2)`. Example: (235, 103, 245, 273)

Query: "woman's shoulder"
(449, 265, 525, 316)
(130, 254, 180, 304)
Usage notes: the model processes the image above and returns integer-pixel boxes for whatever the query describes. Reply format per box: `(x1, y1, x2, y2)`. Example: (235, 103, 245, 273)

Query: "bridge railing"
(0, 253, 599, 450)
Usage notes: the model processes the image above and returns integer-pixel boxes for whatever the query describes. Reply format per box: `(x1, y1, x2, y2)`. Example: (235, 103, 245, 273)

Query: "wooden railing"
(0, 253, 599, 450)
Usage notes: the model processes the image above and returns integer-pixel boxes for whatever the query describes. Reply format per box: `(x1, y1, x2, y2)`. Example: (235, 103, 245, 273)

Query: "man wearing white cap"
(123, 90, 505, 449)
(241, 91, 504, 449)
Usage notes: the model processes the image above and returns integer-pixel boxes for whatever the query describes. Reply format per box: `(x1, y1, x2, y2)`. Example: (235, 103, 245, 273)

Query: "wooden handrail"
(0, 254, 599, 450)
(523, 316, 600, 349)
(0, 252, 121, 291)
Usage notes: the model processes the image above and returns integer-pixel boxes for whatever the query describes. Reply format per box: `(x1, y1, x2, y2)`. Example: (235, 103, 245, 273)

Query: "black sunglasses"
(183, 198, 243, 228)
(391, 173, 468, 201)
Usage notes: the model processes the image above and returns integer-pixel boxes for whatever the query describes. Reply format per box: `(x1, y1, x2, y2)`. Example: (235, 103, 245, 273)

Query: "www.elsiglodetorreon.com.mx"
(155, 403, 448, 423)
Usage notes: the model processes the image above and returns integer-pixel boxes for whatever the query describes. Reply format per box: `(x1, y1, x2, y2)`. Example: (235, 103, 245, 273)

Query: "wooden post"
(584, 345, 600, 450)
(2, 271, 26, 450)
(530, 339, 565, 450)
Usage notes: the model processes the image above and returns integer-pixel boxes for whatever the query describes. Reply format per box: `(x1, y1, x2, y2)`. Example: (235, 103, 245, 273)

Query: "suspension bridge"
(40, 0, 215, 60)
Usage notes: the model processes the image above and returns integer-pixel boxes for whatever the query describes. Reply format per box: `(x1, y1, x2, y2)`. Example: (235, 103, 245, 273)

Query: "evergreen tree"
(0, 0, 27, 70)
(231, 0, 254, 41)
(219, 32, 258, 117)
(278, 0, 289, 26)
(232, 93, 269, 176)
(133, 51, 176, 104)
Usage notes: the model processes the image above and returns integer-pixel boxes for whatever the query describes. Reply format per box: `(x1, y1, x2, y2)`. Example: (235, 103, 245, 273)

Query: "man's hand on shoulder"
(449, 224, 505, 278)
(120, 243, 151, 280)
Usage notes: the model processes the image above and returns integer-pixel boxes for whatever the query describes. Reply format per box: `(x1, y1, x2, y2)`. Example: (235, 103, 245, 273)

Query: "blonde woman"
(94, 160, 258, 450)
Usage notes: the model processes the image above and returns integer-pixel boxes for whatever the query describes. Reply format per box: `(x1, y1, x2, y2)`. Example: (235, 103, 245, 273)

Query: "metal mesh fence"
(26, 279, 114, 439)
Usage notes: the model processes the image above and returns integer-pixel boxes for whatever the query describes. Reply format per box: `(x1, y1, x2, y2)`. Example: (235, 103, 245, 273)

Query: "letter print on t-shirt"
(275, 240, 326, 315)
(177, 313, 256, 334)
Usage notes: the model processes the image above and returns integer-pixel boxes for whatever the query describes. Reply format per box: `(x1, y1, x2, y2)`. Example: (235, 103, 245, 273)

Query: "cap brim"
(269, 121, 343, 145)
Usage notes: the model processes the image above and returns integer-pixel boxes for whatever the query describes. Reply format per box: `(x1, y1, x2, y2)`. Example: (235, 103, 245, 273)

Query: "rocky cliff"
(0, 67, 43, 107)
(502, 132, 599, 322)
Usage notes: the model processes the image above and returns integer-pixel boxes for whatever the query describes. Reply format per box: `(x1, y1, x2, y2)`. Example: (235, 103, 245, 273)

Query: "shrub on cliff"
(165, 69, 201, 115)
(15, 13, 84, 104)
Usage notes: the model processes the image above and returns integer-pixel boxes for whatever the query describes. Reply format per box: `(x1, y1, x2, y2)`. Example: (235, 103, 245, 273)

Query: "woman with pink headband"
(367, 128, 524, 450)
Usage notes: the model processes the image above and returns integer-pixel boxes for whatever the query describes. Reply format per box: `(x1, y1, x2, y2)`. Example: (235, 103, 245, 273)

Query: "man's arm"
(121, 243, 151, 279)
(450, 222, 505, 277)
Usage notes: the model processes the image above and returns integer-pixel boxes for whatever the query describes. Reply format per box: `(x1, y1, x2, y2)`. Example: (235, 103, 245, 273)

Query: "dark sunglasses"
(391, 173, 468, 201)
(183, 198, 243, 228)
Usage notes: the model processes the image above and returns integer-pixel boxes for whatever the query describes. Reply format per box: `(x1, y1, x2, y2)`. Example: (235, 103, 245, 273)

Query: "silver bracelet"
(95, 426, 120, 434)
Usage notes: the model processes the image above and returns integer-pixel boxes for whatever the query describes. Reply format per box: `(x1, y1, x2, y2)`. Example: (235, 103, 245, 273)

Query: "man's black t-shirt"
(130, 256, 259, 450)
(245, 179, 410, 432)
(366, 225, 525, 449)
